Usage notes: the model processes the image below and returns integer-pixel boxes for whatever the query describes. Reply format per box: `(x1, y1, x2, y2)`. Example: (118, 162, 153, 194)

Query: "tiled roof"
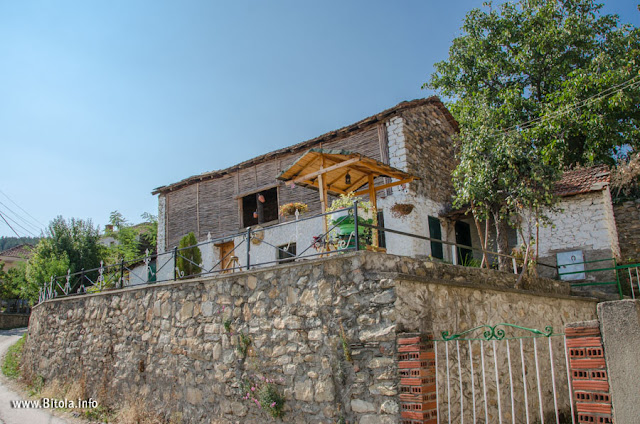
(554, 165, 610, 197)
(0, 244, 34, 259)
(151, 97, 458, 195)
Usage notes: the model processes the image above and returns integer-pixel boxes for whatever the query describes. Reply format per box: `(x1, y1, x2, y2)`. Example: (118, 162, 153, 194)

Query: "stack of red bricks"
(397, 334, 437, 424)
(566, 323, 613, 424)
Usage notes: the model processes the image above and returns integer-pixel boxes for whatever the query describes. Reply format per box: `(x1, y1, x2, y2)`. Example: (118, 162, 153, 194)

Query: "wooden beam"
(303, 180, 348, 195)
(348, 175, 369, 193)
(367, 174, 378, 248)
(287, 157, 361, 184)
(327, 169, 350, 187)
(353, 177, 415, 197)
(353, 160, 409, 179)
(367, 175, 377, 211)
(317, 154, 328, 234)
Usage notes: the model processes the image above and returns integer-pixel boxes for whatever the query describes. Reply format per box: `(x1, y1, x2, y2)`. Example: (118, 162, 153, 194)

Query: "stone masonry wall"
(23, 252, 597, 423)
(400, 104, 457, 205)
(0, 313, 30, 330)
(613, 198, 640, 262)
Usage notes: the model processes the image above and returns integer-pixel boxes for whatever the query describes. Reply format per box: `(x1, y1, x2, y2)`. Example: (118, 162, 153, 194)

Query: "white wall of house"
(127, 263, 149, 287)
(519, 188, 620, 260)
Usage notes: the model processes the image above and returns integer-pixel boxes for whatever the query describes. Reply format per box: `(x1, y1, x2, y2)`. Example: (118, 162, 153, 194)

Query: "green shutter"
(428, 216, 443, 259)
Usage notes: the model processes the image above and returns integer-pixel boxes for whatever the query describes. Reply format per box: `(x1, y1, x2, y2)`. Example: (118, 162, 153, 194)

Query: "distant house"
(0, 244, 34, 270)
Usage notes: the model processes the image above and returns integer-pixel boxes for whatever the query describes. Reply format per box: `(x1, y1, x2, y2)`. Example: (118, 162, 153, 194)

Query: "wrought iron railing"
(557, 257, 640, 299)
(38, 201, 531, 304)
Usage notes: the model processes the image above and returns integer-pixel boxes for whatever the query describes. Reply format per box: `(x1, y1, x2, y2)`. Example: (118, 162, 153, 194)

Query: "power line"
(0, 208, 38, 237)
(0, 201, 43, 234)
(0, 210, 24, 238)
(481, 74, 640, 139)
(0, 189, 46, 228)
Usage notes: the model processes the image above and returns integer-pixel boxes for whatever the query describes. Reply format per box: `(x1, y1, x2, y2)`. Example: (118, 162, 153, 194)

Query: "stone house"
(151, 97, 462, 278)
(0, 244, 33, 271)
(151, 99, 632, 286)
(528, 165, 621, 281)
(443, 165, 623, 282)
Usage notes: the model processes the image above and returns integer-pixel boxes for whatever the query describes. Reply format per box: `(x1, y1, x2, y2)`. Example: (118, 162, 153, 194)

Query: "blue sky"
(0, 1, 638, 238)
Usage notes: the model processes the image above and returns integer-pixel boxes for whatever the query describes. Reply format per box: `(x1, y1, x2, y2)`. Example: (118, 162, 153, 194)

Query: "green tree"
(25, 217, 102, 301)
(104, 211, 158, 263)
(176, 232, 202, 277)
(0, 262, 20, 300)
(426, 0, 639, 269)
(104, 211, 140, 262)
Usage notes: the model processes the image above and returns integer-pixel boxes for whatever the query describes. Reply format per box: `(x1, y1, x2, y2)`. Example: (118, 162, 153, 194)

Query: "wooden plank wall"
(164, 127, 383, 249)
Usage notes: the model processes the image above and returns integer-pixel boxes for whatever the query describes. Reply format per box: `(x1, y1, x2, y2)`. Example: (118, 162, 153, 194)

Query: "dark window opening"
(277, 243, 297, 264)
(428, 216, 443, 259)
(454, 221, 473, 264)
(242, 187, 278, 227)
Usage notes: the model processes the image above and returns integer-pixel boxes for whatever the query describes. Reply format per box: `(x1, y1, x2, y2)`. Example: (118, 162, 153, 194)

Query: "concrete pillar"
(597, 299, 640, 423)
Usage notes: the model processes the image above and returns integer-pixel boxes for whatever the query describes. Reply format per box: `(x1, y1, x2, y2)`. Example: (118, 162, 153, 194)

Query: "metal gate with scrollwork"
(430, 324, 576, 424)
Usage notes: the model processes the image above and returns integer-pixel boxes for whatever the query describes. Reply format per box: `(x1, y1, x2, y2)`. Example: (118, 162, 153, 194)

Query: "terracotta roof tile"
(554, 165, 610, 197)
(0, 244, 34, 259)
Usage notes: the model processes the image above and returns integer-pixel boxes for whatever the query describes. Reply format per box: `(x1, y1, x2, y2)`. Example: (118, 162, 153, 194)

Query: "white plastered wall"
(519, 188, 620, 259)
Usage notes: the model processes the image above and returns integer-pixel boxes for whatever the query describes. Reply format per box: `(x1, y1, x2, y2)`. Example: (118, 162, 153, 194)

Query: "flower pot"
(330, 215, 374, 249)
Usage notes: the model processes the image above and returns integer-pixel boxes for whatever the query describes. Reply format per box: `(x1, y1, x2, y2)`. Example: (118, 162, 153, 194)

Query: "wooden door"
(217, 241, 235, 273)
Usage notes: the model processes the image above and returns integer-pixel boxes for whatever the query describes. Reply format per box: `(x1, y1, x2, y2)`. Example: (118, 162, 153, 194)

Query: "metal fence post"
(614, 257, 623, 299)
(246, 227, 252, 270)
(353, 200, 360, 251)
(173, 246, 178, 281)
(120, 259, 125, 288)
(452, 245, 458, 265)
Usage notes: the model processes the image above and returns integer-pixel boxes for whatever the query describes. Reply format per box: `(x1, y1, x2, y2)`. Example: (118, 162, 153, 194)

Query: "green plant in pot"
(326, 192, 376, 249)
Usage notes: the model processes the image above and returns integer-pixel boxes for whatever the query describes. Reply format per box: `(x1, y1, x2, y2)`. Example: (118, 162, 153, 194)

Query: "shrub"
(176, 232, 202, 277)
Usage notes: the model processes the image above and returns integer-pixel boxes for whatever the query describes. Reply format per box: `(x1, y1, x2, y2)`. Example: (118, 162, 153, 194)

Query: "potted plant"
(326, 192, 376, 248)
(390, 203, 415, 218)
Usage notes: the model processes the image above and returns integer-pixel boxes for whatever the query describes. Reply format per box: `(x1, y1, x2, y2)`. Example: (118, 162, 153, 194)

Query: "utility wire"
(0, 200, 43, 234)
(0, 210, 24, 238)
(482, 74, 640, 139)
(0, 208, 38, 237)
(0, 188, 46, 228)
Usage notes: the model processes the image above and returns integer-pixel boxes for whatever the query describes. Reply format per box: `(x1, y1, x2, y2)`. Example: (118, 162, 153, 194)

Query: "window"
(241, 187, 278, 227)
(428, 216, 443, 259)
(277, 243, 296, 264)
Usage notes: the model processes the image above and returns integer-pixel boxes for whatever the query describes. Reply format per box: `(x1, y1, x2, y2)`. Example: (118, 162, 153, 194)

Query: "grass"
(2, 333, 26, 379)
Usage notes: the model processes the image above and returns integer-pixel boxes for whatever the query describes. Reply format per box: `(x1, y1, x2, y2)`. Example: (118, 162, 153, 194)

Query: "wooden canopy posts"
(277, 148, 419, 245)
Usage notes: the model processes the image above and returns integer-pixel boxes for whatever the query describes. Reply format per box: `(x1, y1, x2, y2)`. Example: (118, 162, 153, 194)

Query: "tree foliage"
(0, 237, 40, 252)
(176, 232, 202, 277)
(104, 211, 159, 263)
(25, 217, 102, 300)
(425, 0, 640, 267)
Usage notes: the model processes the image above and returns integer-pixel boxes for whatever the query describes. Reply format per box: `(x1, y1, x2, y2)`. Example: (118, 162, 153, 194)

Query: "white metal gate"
(434, 324, 575, 424)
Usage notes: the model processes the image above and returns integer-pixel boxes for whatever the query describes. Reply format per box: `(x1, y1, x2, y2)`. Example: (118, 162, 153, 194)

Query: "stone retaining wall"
(0, 313, 30, 330)
(22, 252, 597, 423)
(613, 199, 640, 262)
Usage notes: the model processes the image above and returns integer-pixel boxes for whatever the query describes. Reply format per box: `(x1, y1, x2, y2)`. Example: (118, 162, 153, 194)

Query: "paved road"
(0, 328, 69, 424)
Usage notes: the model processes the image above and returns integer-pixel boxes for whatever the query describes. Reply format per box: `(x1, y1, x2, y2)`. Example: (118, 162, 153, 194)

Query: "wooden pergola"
(277, 148, 419, 236)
